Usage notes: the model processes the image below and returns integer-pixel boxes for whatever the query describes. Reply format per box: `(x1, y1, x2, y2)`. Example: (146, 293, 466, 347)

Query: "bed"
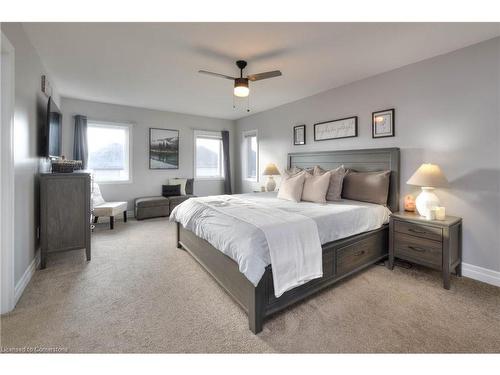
(174, 148, 400, 333)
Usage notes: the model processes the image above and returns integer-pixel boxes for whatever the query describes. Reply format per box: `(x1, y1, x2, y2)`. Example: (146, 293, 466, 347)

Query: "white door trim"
(0, 32, 16, 314)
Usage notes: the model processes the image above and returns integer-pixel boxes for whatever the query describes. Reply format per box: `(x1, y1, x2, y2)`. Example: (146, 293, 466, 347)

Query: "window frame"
(193, 129, 225, 181)
(242, 129, 259, 182)
(87, 120, 133, 185)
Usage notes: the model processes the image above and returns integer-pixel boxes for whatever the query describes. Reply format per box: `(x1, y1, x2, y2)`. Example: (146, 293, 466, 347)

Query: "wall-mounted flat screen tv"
(41, 96, 62, 157)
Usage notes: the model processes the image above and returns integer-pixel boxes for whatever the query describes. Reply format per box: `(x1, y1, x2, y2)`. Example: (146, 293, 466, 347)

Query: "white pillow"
(92, 182, 105, 208)
(277, 172, 306, 202)
(169, 178, 187, 196)
(301, 171, 331, 203)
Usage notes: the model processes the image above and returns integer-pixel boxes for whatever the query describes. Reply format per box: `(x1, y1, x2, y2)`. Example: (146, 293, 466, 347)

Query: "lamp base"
(266, 176, 276, 192)
(415, 187, 440, 218)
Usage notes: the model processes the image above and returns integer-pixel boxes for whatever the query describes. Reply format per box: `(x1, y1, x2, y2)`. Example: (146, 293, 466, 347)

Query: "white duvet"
(170, 192, 391, 296)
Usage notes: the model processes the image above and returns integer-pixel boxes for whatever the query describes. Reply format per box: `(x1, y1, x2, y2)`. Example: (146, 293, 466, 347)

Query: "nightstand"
(388, 212, 462, 289)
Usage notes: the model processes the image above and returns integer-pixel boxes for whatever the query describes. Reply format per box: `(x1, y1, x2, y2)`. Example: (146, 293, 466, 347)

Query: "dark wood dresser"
(40, 172, 91, 269)
(388, 212, 462, 289)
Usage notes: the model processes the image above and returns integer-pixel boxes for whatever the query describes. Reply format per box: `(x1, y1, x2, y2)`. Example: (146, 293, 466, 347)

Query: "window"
(87, 121, 132, 183)
(243, 130, 258, 181)
(194, 130, 224, 179)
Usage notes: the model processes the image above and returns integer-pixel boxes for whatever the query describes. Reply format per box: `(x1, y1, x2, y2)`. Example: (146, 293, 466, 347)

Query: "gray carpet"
(1, 218, 499, 353)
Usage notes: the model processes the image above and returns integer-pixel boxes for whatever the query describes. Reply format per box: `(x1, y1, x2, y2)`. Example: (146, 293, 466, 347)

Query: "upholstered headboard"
(288, 147, 400, 212)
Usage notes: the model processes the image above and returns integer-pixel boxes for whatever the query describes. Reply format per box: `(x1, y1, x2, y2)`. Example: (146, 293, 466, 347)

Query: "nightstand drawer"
(394, 233, 442, 266)
(394, 220, 442, 242)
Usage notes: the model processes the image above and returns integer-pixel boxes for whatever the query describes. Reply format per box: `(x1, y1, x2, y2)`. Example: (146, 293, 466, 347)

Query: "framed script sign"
(314, 116, 358, 141)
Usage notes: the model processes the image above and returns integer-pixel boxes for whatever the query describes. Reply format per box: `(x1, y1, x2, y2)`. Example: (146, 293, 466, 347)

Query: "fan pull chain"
(233, 94, 235, 109)
(246, 95, 250, 112)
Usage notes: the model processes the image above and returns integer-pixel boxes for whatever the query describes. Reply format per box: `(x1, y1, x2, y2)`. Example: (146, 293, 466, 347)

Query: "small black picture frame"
(314, 116, 358, 141)
(372, 108, 395, 138)
(293, 124, 306, 145)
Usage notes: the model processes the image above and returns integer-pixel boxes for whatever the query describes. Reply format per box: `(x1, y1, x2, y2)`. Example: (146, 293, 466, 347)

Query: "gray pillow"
(185, 178, 194, 195)
(313, 165, 346, 201)
(342, 170, 391, 205)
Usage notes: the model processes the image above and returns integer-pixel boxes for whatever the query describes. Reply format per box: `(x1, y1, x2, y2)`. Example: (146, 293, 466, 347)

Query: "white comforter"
(170, 192, 391, 296)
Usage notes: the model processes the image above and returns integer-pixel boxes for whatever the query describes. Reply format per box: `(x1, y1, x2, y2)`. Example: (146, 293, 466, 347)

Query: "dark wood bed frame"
(176, 147, 400, 333)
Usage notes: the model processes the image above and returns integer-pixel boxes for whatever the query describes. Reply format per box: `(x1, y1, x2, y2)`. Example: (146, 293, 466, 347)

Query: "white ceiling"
(23, 22, 500, 120)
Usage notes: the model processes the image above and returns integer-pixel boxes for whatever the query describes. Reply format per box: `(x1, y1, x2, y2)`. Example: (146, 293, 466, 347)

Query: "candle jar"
(435, 206, 446, 220)
(426, 208, 437, 220)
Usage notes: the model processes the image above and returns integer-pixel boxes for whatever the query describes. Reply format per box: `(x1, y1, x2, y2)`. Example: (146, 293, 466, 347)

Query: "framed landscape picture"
(314, 116, 358, 141)
(293, 124, 306, 145)
(149, 128, 179, 169)
(372, 108, 395, 138)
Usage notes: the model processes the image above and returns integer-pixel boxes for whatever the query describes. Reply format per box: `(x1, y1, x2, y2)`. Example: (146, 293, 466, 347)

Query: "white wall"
(236, 37, 500, 273)
(1, 23, 61, 284)
(60, 98, 235, 210)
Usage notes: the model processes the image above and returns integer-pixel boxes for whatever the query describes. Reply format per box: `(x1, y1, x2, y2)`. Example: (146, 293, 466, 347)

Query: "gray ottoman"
(134, 196, 170, 220)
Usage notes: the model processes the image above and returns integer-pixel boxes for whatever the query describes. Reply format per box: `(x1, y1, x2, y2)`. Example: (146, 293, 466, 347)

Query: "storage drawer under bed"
(335, 233, 386, 277)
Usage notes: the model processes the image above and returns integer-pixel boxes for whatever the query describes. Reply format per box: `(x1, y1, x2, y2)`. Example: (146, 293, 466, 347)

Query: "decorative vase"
(266, 176, 276, 192)
(415, 187, 440, 218)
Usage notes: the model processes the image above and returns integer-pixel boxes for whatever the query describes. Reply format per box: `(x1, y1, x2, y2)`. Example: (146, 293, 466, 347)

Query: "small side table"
(388, 212, 462, 289)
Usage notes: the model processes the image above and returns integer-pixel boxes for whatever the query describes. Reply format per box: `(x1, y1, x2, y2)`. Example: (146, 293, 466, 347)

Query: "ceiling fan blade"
(247, 70, 282, 81)
(198, 70, 236, 80)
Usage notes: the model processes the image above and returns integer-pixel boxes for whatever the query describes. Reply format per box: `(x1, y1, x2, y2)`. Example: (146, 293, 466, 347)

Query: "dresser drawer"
(336, 236, 385, 276)
(394, 220, 442, 242)
(394, 233, 442, 266)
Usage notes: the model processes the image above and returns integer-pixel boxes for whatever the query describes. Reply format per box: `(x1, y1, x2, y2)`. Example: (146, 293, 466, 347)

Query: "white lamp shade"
(407, 163, 449, 188)
(262, 163, 280, 176)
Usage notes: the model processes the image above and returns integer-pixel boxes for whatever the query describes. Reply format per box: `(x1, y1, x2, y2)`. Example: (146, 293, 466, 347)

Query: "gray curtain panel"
(221, 130, 232, 194)
(73, 115, 88, 169)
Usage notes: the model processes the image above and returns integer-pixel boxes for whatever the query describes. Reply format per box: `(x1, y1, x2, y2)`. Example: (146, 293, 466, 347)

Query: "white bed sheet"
(170, 192, 391, 287)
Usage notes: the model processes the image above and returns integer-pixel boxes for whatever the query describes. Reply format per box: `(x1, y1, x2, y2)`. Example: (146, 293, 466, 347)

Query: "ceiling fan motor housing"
(234, 77, 249, 87)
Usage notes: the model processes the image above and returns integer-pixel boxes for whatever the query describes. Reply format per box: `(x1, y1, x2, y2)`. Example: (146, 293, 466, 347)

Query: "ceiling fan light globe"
(234, 86, 249, 97)
(234, 78, 250, 97)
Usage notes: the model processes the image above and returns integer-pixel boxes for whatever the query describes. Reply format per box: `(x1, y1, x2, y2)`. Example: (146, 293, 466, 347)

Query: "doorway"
(1, 31, 15, 314)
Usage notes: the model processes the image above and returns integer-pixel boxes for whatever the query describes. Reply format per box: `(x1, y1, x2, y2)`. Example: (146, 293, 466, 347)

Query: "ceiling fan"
(199, 60, 282, 98)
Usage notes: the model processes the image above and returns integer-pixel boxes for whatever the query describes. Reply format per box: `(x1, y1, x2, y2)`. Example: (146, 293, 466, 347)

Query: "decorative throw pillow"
(169, 178, 187, 196)
(277, 172, 306, 202)
(313, 165, 346, 201)
(302, 171, 331, 203)
(185, 178, 194, 195)
(283, 166, 303, 177)
(92, 182, 105, 208)
(341, 170, 391, 205)
(162, 184, 181, 197)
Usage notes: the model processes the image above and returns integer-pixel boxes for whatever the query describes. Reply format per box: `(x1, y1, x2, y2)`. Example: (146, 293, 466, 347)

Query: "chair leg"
(93, 216, 99, 224)
(123, 211, 127, 223)
(110, 216, 114, 230)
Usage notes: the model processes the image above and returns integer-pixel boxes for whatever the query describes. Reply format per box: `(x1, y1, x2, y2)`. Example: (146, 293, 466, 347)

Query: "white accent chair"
(92, 182, 127, 230)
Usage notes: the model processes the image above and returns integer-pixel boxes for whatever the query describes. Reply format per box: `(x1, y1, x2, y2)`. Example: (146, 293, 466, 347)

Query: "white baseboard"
(462, 263, 500, 287)
(14, 250, 41, 305)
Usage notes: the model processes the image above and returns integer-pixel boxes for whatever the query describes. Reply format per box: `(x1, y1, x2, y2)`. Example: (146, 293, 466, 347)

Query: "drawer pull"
(408, 245, 426, 253)
(354, 250, 366, 257)
(408, 228, 427, 235)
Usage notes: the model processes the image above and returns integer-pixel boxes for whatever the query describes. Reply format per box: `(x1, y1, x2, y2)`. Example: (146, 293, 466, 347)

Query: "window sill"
(195, 177, 225, 181)
(95, 180, 133, 185)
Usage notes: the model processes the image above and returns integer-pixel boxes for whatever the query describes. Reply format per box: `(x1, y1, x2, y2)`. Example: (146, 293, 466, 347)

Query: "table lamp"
(407, 163, 449, 217)
(262, 163, 280, 192)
